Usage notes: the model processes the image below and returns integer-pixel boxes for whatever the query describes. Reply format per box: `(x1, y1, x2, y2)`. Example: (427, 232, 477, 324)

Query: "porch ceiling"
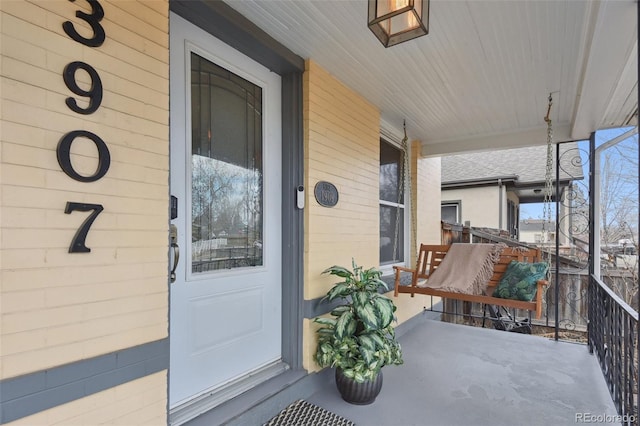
(224, 0, 637, 157)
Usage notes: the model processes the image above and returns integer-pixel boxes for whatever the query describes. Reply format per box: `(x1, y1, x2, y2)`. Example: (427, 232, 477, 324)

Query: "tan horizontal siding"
(302, 60, 381, 372)
(0, 0, 169, 395)
(6, 372, 167, 426)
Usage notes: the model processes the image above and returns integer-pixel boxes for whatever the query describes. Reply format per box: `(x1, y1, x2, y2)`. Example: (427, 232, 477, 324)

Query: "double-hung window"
(379, 139, 404, 265)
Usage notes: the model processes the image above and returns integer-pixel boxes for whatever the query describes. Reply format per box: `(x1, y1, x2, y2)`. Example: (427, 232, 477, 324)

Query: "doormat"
(263, 399, 355, 426)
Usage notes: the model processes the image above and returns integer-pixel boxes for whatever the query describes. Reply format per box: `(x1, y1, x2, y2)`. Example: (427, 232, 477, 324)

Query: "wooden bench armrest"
(392, 265, 418, 297)
(393, 265, 415, 273)
(537, 279, 549, 288)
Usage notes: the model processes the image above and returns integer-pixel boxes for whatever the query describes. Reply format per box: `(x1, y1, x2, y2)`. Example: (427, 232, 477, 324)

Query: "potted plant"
(314, 260, 403, 405)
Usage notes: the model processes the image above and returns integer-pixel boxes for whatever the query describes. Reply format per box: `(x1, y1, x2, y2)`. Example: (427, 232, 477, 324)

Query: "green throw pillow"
(493, 260, 548, 301)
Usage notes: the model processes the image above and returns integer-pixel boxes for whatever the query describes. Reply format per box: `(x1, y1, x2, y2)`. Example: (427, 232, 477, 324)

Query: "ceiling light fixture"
(368, 0, 429, 47)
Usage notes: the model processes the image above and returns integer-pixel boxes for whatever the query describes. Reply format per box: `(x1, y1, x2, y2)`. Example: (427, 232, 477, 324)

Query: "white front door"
(169, 13, 282, 408)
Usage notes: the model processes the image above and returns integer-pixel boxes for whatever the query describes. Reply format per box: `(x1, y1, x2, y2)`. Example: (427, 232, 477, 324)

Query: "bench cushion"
(493, 260, 548, 301)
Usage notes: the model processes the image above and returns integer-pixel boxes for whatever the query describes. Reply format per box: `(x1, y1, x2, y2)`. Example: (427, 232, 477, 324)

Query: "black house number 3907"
(59, 0, 110, 253)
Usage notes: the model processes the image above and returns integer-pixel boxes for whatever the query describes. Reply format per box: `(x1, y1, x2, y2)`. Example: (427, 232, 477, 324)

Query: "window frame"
(441, 200, 462, 224)
(379, 130, 410, 274)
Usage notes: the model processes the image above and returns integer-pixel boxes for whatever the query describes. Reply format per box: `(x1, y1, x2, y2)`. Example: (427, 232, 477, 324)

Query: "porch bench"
(393, 244, 550, 319)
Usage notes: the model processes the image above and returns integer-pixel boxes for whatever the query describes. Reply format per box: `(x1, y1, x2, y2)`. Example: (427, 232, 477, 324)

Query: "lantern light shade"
(368, 0, 429, 47)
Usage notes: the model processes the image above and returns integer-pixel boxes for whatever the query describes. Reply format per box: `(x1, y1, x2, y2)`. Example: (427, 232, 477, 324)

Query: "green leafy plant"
(314, 260, 403, 383)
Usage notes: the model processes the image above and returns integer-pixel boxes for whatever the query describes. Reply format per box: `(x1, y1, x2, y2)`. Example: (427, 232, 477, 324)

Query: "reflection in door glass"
(190, 53, 263, 272)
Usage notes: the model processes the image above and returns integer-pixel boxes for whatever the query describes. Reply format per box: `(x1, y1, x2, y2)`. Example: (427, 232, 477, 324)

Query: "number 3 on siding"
(62, 0, 105, 48)
(64, 202, 104, 253)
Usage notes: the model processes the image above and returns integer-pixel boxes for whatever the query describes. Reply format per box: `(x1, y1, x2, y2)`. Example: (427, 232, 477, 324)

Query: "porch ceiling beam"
(419, 123, 572, 158)
(570, 0, 638, 139)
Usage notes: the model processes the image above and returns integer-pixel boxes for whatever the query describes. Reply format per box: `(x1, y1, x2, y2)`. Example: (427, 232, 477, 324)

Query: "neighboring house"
(519, 218, 557, 245)
(601, 240, 639, 270)
(441, 144, 584, 242)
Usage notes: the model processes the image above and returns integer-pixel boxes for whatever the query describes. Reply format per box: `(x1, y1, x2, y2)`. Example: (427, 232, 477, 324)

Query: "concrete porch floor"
(306, 314, 618, 426)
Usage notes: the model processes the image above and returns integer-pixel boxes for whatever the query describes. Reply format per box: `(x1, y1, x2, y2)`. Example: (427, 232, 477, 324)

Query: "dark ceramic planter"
(335, 368, 383, 405)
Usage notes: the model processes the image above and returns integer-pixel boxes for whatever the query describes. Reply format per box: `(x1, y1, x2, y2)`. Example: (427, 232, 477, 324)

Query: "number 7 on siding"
(64, 202, 104, 253)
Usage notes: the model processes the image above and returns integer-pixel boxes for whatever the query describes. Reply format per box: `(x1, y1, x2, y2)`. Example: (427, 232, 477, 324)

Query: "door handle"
(170, 224, 179, 283)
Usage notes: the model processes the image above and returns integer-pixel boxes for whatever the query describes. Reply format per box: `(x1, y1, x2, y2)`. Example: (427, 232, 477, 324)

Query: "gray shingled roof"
(441, 142, 584, 185)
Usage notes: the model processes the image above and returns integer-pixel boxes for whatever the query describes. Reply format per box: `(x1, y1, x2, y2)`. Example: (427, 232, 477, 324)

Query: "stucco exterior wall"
(1, 0, 169, 423)
(441, 186, 501, 229)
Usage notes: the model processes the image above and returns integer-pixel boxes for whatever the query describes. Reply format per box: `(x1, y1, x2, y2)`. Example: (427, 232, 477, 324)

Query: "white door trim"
(169, 12, 283, 419)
